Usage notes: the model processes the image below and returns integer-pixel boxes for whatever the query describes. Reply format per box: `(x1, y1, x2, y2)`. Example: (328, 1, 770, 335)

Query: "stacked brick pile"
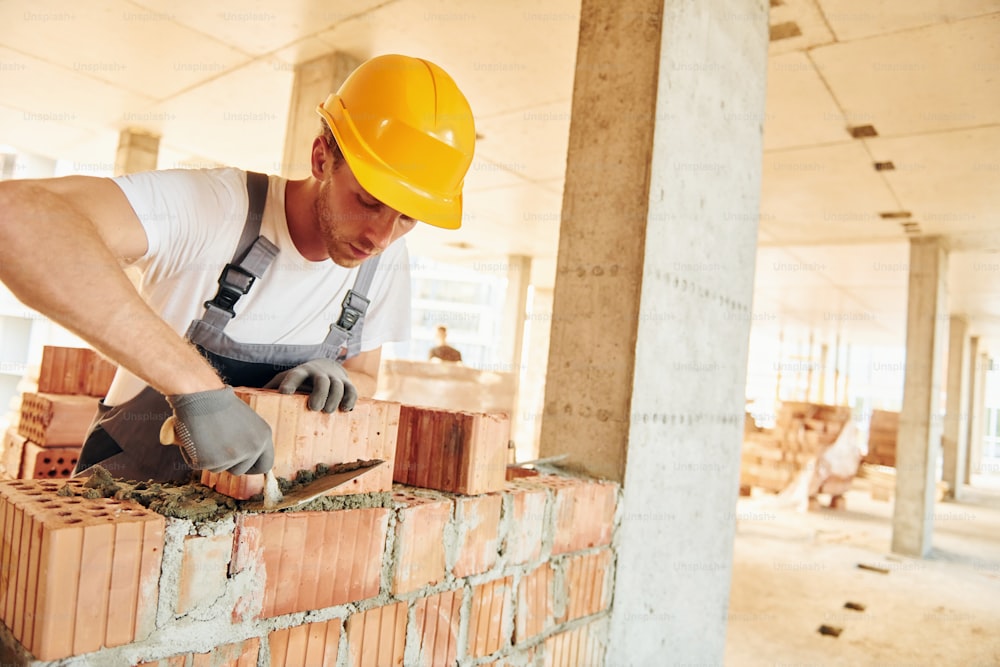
(0, 389, 620, 666)
(1, 347, 115, 481)
(863, 409, 898, 467)
(740, 401, 851, 493)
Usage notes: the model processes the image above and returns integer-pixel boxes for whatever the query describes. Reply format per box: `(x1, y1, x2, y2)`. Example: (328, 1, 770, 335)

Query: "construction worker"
(428, 325, 463, 363)
(0, 54, 476, 483)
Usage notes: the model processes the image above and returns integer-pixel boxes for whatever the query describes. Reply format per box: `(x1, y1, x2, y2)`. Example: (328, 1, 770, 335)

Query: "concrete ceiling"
(1, 0, 999, 353)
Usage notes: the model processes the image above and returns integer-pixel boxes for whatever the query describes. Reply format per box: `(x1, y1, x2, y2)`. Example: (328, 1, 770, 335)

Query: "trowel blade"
(243, 460, 385, 512)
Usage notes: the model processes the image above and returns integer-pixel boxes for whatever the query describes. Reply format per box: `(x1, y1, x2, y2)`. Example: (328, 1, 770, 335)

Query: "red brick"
(391, 490, 451, 595)
(202, 391, 399, 500)
(413, 588, 463, 667)
(502, 482, 547, 564)
(559, 549, 613, 623)
(1, 428, 26, 479)
(394, 405, 509, 495)
(176, 533, 234, 615)
(522, 476, 617, 555)
(231, 507, 389, 619)
(19, 442, 79, 479)
(37, 346, 117, 397)
(347, 602, 407, 667)
(467, 577, 512, 658)
(505, 466, 540, 480)
(0, 479, 164, 661)
(191, 638, 260, 667)
(516, 564, 554, 644)
(270, 620, 340, 667)
(17, 393, 99, 447)
(453, 493, 502, 577)
(543, 620, 606, 667)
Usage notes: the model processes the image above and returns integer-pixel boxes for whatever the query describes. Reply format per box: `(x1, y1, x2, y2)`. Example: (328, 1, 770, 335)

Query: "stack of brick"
(740, 401, 852, 493)
(863, 409, 898, 467)
(0, 346, 114, 481)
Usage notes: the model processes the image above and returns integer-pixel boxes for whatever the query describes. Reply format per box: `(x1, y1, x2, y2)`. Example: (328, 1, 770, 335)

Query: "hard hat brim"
(317, 101, 464, 230)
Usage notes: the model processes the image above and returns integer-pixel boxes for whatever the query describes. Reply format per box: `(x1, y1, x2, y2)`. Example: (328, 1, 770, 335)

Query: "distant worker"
(428, 325, 462, 363)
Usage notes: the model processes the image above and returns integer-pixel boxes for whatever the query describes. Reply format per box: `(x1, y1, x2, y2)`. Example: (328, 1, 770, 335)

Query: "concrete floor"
(725, 476, 1000, 666)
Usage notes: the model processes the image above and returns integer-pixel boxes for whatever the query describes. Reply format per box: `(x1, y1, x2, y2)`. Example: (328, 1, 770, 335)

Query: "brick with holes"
(20, 442, 80, 479)
(17, 393, 99, 447)
(0, 478, 164, 661)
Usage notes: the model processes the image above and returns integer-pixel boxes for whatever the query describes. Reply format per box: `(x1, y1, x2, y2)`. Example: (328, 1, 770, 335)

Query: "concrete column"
(942, 316, 970, 499)
(500, 255, 531, 368)
(501, 255, 532, 456)
(968, 351, 989, 477)
(818, 342, 829, 404)
(892, 237, 948, 557)
(515, 286, 553, 461)
(114, 128, 159, 176)
(536, 0, 768, 662)
(282, 52, 361, 179)
(965, 337, 981, 483)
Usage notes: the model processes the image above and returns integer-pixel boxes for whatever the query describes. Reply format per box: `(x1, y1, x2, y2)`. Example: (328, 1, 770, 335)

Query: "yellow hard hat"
(316, 54, 476, 229)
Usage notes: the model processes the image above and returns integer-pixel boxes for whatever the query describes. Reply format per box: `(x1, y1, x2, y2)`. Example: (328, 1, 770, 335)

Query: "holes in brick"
(62, 518, 82, 524)
(56, 511, 73, 517)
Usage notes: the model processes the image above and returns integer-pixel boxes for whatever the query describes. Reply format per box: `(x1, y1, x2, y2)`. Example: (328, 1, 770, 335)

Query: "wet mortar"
(57, 461, 392, 522)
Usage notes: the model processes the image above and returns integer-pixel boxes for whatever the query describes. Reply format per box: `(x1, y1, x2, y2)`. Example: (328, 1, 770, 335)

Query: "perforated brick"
(20, 442, 79, 480)
(17, 393, 99, 447)
(0, 479, 164, 661)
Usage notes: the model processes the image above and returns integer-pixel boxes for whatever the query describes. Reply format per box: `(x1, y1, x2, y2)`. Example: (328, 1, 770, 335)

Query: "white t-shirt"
(105, 168, 412, 404)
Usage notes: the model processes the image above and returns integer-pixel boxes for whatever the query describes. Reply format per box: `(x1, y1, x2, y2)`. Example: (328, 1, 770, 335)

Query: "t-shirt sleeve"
(359, 239, 412, 351)
(112, 169, 246, 279)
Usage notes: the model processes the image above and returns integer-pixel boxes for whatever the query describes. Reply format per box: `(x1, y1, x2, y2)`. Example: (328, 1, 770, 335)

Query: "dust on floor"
(725, 478, 1000, 667)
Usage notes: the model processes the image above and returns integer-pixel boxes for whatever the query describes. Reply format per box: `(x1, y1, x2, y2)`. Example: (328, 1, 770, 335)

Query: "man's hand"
(165, 387, 274, 475)
(265, 358, 357, 413)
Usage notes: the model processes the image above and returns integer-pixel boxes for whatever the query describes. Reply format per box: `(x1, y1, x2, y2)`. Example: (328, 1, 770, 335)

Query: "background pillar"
(892, 237, 948, 557)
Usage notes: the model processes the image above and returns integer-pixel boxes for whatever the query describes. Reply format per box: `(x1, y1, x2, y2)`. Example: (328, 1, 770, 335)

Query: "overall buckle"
(205, 264, 256, 317)
(337, 289, 370, 331)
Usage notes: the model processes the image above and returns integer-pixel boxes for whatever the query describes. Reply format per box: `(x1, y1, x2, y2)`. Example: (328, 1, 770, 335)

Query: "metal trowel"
(159, 416, 384, 511)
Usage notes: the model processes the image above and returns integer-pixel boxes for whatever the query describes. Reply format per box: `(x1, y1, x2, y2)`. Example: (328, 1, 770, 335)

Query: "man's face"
(315, 149, 418, 268)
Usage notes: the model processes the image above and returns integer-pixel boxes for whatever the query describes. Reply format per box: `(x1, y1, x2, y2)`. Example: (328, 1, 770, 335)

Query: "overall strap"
(324, 254, 382, 360)
(201, 172, 279, 329)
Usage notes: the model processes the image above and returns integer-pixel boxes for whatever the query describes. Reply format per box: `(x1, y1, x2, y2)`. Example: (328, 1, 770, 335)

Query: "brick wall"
(0, 473, 619, 666)
(0, 372, 619, 666)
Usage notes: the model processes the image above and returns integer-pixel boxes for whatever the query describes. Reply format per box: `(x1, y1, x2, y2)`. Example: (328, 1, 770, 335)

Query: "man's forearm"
(0, 180, 223, 396)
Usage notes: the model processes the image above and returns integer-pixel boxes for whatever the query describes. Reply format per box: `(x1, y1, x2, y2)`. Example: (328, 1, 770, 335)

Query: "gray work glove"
(264, 358, 357, 413)
(165, 387, 274, 475)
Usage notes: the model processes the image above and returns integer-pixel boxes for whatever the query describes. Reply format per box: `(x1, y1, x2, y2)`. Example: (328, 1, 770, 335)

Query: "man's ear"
(311, 137, 328, 179)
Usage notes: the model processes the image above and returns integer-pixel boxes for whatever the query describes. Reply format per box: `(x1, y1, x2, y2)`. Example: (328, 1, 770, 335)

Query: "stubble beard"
(316, 177, 364, 268)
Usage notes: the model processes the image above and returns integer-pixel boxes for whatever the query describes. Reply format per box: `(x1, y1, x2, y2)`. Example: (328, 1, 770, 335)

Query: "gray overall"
(75, 172, 381, 483)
